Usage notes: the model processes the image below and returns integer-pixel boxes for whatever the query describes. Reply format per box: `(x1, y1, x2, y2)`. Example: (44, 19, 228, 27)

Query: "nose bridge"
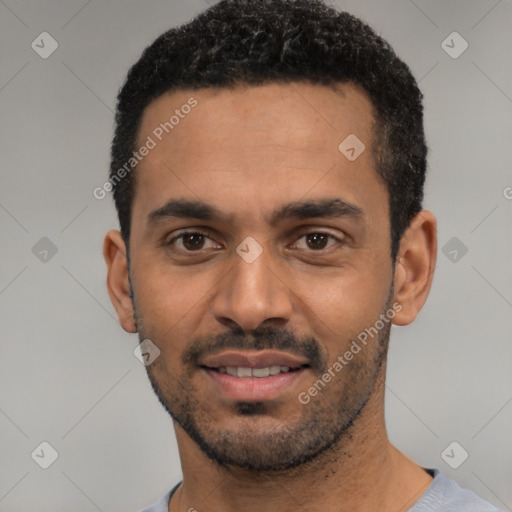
(212, 241, 293, 330)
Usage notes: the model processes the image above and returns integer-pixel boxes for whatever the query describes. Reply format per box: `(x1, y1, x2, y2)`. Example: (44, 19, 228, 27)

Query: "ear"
(391, 210, 437, 326)
(103, 230, 137, 333)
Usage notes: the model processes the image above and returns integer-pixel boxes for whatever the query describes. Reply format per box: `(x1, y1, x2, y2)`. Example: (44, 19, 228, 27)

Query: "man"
(103, 1, 500, 511)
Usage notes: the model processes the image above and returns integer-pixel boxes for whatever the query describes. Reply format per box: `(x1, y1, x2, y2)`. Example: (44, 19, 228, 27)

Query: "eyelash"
(166, 230, 343, 253)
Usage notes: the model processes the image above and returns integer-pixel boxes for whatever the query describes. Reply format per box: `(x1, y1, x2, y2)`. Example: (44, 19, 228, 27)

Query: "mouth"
(199, 350, 311, 401)
(205, 365, 307, 378)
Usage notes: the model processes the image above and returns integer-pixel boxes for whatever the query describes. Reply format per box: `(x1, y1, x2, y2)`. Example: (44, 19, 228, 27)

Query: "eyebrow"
(147, 197, 364, 227)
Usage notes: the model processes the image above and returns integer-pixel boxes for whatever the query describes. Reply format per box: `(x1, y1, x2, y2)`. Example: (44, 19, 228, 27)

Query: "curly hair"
(110, 0, 427, 261)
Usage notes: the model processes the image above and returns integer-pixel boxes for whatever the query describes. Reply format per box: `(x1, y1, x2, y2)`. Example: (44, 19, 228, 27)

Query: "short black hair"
(110, 0, 427, 261)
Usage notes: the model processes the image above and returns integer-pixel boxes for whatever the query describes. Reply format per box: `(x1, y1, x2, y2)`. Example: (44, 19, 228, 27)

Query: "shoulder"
(139, 482, 181, 512)
(409, 469, 502, 512)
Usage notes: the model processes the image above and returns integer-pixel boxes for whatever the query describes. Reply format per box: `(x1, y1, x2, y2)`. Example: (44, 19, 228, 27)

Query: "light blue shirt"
(140, 468, 501, 512)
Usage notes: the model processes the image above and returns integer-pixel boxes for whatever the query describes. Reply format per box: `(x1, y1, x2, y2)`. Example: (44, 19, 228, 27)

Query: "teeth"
(269, 366, 281, 375)
(237, 367, 252, 378)
(252, 367, 270, 378)
(217, 366, 294, 378)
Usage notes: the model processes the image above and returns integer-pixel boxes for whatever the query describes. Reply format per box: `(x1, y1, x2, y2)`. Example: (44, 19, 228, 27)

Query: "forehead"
(138, 81, 375, 156)
(132, 81, 385, 227)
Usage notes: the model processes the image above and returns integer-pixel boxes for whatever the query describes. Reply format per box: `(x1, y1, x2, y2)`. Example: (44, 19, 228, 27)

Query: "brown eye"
(182, 233, 205, 250)
(305, 233, 329, 250)
(293, 232, 339, 251)
(167, 231, 220, 252)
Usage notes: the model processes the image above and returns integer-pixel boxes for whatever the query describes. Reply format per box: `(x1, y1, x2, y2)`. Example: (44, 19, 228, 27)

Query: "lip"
(203, 367, 308, 401)
(200, 350, 309, 369)
(199, 350, 310, 402)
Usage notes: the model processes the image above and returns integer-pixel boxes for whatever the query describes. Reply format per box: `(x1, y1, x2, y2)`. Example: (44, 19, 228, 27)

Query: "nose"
(211, 244, 294, 331)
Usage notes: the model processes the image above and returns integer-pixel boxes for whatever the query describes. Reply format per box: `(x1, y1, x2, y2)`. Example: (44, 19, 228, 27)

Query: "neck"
(169, 368, 433, 512)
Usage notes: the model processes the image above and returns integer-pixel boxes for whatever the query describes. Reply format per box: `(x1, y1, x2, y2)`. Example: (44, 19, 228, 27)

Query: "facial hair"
(133, 289, 393, 473)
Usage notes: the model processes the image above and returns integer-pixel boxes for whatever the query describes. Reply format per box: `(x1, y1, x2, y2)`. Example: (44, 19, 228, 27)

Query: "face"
(112, 82, 402, 471)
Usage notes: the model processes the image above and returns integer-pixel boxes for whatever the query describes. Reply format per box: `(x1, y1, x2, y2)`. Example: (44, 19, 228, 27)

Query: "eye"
(293, 232, 341, 251)
(167, 231, 221, 252)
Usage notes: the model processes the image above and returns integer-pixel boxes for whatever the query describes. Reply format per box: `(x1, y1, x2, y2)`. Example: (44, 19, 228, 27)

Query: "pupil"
(184, 234, 204, 250)
(306, 233, 327, 249)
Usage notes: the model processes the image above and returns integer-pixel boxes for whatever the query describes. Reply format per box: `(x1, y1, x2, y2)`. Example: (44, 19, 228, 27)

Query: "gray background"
(1, 0, 511, 511)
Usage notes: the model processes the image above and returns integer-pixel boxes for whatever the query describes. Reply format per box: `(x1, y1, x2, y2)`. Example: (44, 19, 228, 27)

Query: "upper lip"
(200, 350, 309, 369)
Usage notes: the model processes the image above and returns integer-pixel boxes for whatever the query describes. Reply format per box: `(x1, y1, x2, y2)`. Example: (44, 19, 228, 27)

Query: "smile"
(199, 350, 311, 401)
(208, 365, 297, 378)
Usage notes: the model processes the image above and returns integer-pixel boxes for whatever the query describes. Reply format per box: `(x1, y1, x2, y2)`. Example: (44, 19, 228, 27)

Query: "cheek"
(131, 239, 392, 354)
(289, 262, 391, 345)
(131, 257, 216, 340)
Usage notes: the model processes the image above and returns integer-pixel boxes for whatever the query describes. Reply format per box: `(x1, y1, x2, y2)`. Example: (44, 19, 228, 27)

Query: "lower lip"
(203, 368, 307, 401)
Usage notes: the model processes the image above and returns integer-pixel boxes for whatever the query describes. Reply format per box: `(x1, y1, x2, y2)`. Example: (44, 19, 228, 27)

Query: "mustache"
(182, 324, 327, 372)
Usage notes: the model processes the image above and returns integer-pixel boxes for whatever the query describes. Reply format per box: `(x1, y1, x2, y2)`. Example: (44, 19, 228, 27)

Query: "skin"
(104, 82, 437, 512)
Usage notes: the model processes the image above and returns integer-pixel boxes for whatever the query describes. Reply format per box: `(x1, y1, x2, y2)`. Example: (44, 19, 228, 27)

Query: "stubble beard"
(140, 318, 391, 474)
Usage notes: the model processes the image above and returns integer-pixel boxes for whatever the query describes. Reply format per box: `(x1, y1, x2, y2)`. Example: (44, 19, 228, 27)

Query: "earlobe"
(392, 210, 437, 326)
(103, 230, 137, 333)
